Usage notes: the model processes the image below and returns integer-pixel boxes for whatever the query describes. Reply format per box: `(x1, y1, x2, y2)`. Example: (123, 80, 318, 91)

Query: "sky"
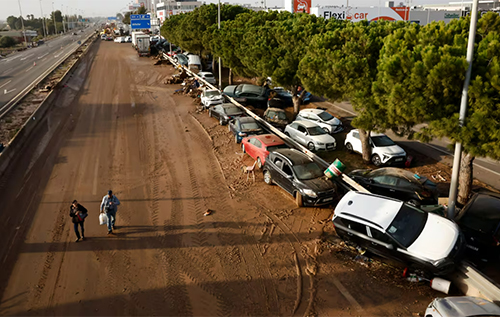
(1, 0, 452, 21)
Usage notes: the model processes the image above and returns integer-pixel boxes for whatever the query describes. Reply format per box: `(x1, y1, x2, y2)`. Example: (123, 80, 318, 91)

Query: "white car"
(425, 296, 500, 317)
(333, 191, 465, 275)
(201, 89, 224, 108)
(344, 129, 406, 166)
(198, 72, 216, 85)
(296, 108, 343, 134)
(124, 36, 132, 43)
(284, 120, 336, 151)
(114, 37, 122, 43)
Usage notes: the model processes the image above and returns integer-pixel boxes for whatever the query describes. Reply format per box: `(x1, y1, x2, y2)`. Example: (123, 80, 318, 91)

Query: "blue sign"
(130, 14, 150, 20)
(108, 17, 117, 20)
(130, 14, 151, 29)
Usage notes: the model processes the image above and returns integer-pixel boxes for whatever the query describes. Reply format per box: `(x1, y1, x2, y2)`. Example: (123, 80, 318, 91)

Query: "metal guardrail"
(162, 53, 500, 301)
(0, 32, 96, 119)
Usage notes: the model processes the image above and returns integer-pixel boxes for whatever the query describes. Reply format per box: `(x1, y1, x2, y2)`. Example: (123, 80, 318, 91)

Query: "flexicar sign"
(312, 6, 410, 22)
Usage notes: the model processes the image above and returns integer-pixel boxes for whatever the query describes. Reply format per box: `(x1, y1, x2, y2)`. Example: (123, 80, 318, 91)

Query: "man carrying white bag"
(99, 190, 120, 235)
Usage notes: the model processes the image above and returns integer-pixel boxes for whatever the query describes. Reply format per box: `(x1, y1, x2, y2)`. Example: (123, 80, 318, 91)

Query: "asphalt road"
(0, 28, 95, 115)
(326, 101, 500, 191)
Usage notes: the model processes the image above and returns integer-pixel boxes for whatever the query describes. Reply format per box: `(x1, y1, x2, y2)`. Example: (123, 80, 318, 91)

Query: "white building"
(156, 1, 203, 23)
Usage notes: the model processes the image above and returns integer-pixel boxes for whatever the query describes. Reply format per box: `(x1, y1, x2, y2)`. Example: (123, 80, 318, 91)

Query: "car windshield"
(371, 136, 396, 147)
(387, 205, 428, 248)
(266, 144, 288, 152)
(241, 122, 260, 130)
(292, 162, 324, 180)
(203, 73, 214, 78)
(205, 91, 220, 97)
(307, 126, 327, 136)
(177, 55, 188, 63)
(224, 106, 241, 115)
(267, 111, 287, 120)
(318, 112, 334, 121)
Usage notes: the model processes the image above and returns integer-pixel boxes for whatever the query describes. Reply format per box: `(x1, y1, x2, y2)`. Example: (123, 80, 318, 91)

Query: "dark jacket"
(70, 203, 88, 223)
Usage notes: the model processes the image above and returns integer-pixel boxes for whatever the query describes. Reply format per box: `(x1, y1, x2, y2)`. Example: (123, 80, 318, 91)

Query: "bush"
(0, 36, 17, 48)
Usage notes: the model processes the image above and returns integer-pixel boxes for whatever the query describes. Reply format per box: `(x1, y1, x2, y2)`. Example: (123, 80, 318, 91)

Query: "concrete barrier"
(0, 35, 98, 180)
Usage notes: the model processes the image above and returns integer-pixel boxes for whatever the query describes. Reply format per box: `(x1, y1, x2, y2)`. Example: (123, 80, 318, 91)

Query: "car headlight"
(316, 142, 325, 145)
(302, 189, 317, 198)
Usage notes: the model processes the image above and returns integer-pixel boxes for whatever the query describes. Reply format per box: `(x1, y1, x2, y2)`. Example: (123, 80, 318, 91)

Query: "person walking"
(100, 190, 120, 234)
(70, 200, 88, 242)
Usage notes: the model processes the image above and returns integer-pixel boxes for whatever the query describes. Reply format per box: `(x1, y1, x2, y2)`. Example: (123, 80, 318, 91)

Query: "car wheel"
(372, 154, 382, 166)
(322, 127, 330, 134)
(208, 110, 212, 117)
(307, 142, 315, 151)
(345, 142, 353, 152)
(295, 192, 304, 207)
(263, 170, 272, 185)
(235, 135, 239, 144)
(219, 118, 224, 125)
(242, 144, 246, 153)
(257, 157, 262, 169)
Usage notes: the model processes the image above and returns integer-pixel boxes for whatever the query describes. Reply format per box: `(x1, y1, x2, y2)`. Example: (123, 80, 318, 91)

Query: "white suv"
(200, 89, 224, 108)
(332, 191, 465, 276)
(295, 108, 343, 134)
(344, 129, 406, 166)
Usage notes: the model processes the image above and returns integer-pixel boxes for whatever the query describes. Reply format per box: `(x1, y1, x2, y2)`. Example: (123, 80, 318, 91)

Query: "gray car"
(284, 121, 337, 151)
(425, 296, 500, 317)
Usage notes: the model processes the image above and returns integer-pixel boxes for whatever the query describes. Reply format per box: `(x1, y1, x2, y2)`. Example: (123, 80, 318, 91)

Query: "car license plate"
(324, 197, 333, 202)
(395, 158, 403, 162)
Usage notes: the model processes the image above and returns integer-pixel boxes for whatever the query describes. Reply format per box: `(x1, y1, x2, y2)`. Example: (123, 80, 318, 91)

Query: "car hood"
(223, 86, 237, 96)
(267, 117, 288, 125)
(310, 134, 336, 144)
(377, 144, 406, 156)
(301, 176, 335, 193)
(203, 95, 223, 100)
(326, 117, 342, 126)
(241, 128, 263, 134)
(407, 213, 459, 261)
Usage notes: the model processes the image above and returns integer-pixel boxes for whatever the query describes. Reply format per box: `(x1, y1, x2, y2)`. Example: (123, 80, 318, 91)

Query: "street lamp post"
(52, 2, 57, 34)
(218, 0, 222, 88)
(39, 0, 47, 37)
(17, 0, 28, 47)
(447, 0, 480, 219)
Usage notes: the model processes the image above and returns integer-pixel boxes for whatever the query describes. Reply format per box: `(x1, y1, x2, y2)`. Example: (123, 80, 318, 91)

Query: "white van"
(187, 54, 202, 73)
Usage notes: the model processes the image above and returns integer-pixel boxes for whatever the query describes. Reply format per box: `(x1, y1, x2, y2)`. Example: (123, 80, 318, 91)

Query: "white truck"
(131, 31, 145, 49)
(136, 35, 150, 57)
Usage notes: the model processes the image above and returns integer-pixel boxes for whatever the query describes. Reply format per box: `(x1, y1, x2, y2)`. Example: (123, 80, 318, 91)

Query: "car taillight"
(493, 236, 500, 247)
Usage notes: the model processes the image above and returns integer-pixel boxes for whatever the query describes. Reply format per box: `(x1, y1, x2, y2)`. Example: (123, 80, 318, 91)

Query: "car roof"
(350, 129, 386, 137)
(240, 84, 265, 94)
(237, 117, 256, 123)
(221, 103, 239, 109)
(368, 167, 422, 181)
(433, 296, 500, 317)
(292, 120, 320, 128)
(253, 134, 285, 146)
(272, 148, 313, 165)
(458, 192, 500, 220)
(334, 191, 403, 230)
(299, 108, 325, 115)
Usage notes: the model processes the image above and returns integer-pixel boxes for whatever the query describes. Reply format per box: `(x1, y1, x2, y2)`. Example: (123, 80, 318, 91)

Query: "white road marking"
(92, 157, 99, 195)
(4, 88, 16, 94)
(38, 53, 49, 59)
(20, 53, 34, 61)
(0, 80, 11, 89)
(25, 65, 34, 72)
(43, 57, 47, 61)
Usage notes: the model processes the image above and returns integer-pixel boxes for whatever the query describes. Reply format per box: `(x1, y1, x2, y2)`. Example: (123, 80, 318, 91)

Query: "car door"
(370, 175, 400, 200)
(286, 123, 299, 140)
(351, 131, 363, 153)
(253, 138, 265, 161)
(296, 124, 309, 145)
(366, 227, 398, 260)
(246, 138, 258, 160)
(212, 105, 222, 120)
(279, 162, 296, 195)
(270, 156, 286, 187)
(334, 217, 370, 248)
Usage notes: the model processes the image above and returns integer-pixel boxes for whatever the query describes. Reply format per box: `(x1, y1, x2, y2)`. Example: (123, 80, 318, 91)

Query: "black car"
(262, 149, 337, 207)
(349, 167, 438, 206)
(455, 191, 500, 260)
(269, 88, 293, 108)
(208, 103, 245, 125)
(223, 84, 270, 108)
(228, 117, 263, 144)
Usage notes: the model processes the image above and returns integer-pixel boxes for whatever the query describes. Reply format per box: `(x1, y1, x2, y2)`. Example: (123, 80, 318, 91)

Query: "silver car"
(296, 108, 343, 134)
(284, 120, 336, 151)
(425, 296, 500, 317)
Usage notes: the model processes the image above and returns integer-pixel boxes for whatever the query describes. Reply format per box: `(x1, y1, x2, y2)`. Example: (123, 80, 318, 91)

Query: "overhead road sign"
(131, 14, 151, 30)
(108, 17, 117, 20)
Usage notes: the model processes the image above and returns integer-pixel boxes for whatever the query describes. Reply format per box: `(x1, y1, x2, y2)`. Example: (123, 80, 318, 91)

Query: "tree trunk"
(228, 68, 233, 85)
(359, 129, 372, 162)
(458, 152, 475, 206)
(212, 58, 216, 75)
(292, 96, 301, 117)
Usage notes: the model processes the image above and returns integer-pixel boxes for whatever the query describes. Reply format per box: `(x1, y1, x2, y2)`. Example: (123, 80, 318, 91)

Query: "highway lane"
(326, 100, 500, 190)
(0, 29, 95, 114)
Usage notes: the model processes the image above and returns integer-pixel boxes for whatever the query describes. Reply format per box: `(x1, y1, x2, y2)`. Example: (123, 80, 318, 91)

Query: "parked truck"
(136, 35, 151, 57)
(131, 31, 145, 49)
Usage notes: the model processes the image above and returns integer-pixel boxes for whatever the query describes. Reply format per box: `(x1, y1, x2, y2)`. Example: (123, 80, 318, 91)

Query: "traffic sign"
(130, 14, 150, 20)
(131, 14, 151, 29)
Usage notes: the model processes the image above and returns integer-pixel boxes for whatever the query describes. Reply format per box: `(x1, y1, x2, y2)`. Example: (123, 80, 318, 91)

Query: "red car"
(241, 134, 288, 168)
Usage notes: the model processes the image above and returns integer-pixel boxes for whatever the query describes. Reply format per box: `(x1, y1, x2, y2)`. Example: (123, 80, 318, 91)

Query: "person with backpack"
(70, 200, 88, 242)
(100, 190, 120, 235)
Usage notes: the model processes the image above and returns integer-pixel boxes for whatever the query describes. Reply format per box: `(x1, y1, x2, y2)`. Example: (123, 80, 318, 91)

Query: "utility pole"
(447, 0, 479, 219)
(218, 0, 222, 89)
(17, 0, 28, 47)
(62, 5, 66, 33)
(40, 0, 47, 37)
(52, 2, 57, 34)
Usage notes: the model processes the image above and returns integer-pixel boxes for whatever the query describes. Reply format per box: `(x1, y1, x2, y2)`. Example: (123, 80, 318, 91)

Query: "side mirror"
(286, 175, 293, 180)
(386, 244, 394, 250)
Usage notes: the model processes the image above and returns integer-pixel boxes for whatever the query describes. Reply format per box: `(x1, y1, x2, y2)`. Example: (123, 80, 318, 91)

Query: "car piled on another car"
(241, 134, 288, 168)
(332, 191, 465, 276)
(208, 103, 245, 125)
(223, 84, 270, 108)
(263, 149, 337, 207)
(228, 117, 263, 144)
(201, 89, 224, 108)
(284, 121, 337, 151)
(263, 107, 289, 131)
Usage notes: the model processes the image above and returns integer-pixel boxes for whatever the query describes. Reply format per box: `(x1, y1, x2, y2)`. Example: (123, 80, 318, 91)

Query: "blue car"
(228, 117, 264, 144)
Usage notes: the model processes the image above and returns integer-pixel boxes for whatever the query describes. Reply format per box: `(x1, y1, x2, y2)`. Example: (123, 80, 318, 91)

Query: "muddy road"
(0, 41, 438, 316)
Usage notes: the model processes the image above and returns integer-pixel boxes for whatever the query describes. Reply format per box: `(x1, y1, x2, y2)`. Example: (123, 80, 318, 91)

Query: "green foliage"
(123, 12, 131, 25)
(7, 16, 18, 29)
(137, 6, 147, 14)
(0, 36, 17, 48)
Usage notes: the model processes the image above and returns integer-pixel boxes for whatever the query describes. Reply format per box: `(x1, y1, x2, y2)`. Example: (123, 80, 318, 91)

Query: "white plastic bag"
(99, 213, 108, 226)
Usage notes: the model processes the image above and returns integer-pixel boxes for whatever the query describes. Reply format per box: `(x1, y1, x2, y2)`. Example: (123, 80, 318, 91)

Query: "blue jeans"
(106, 209, 116, 231)
(74, 222, 84, 239)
